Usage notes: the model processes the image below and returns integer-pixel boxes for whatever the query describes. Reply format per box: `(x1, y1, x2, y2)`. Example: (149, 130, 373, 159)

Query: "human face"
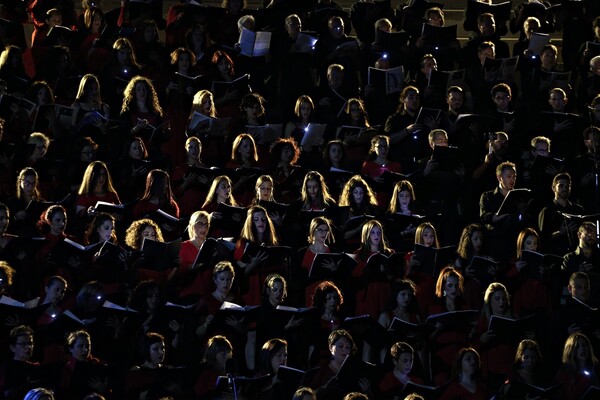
(421, 227, 435, 247)
(427, 12, 443, 27)
(280, 145, 294, 164)
(493, 92, 511, 112)
(478, 17, 495, 36)
(576, 339, 590, 364)
(48, 13, 62, 27)
(144, 26, 155, 43)
(95, 168, 107, 189)
(253, 211, 267, 235)
(421, 57, 437, 76)
(396, 289, 412, 310)
(349, 103, 362, 122)
(479, 47, 495, 64)
(498, 167, 516, 191)
(523, 234, 538, 252)
(471, 230, 483, 253)
(11, 334, 34, 361)
(352, 186, 364, 206)
(532, 141, 549, 157)
(91, 14, 102, 33)
(286, 17, 301, 38)
(431, 133, 448, 148)
(461, 351, 478, 376)
(328, 20, 344, 39)
(50, 211, 66, 235)
(117, 48, 131, 66)
(330, 336, 352, 363)
(569, 278, 589, 302)
(146, 287, 160, 311)
(271, 347, 288, 373)
(36, 88, 49, 105)
(397, 190, 412, 212)
(541, 49, 557, 70)
(217, 58, 232, 76)
(328, 144, 343, 164)
(200, 96, 212, 115)
(403, 91, 420, 113)
(258, 181, 273, 201)
(178, 53, 190, 73)
(520, 348, 538, 370)
(490, 289, 507, 315)
(524, 20, 540, 40)
(299, 101, 311, 120)
(578, 228, 597, 249)
(216, 180, 231, 202)
(238, 138, 253, 159)
(374, 140, 388, 158)
(324, 292, 339, 312)
(191, 28, 204, 47)
(267, 281, 284, 306)
(129, 140, 144, 160)
(369, 226, 382, 248)
(245, 103, 261, 119)
(81, 145, 95, 162)
(70, 336, 91, 361)
(394, 352, 414, 375)
(306, 179, 319, 201)
(215, 348, 232, 371)
(192, 216, 209, 241)
(327, 69, 343, 90)
(148, 341, 165, 366)
(29, 140, 48, 161)
(0, 210, 8, 234)
(214, 271, 234, 294)
(97, 219, 114, 242)
(313, 224, 330, 245)
(444, 276, 459, 299)
(553, 179, 571, 200)
(549, 91, 566, 112)
(447, 92, 464, 113)
(187, 140, 200, 160)
(141, 226, 157, 242)
(46, 281, 66, 304)
(134, 82, 148, 102)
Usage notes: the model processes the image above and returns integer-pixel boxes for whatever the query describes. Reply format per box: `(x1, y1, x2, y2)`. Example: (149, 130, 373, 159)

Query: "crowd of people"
(0, 0, 600, 398)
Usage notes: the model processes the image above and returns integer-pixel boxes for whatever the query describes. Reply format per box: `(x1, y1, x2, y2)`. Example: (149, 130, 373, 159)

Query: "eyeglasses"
(194, 222, 209, 228)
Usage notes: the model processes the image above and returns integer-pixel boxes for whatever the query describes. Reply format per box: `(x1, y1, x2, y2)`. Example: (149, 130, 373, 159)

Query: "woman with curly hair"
(124, 218, 170, 285)
(338, 175, 378, 249)
(124, 218, 164, 251)
(119, 75, 168, 157)
(309, 280, 345, 366)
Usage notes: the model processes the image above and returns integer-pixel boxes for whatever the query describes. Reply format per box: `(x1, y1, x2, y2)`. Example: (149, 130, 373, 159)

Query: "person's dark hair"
(390, 341, 414, 360)
(328, 329, 356, 353)
(140, 332, 164, 362)
(311, 280, 344, 310)
(37, 205, 67, 235)
(262, 273, 287, 303)
(456, 223, 484, 260)
(270, 138, 300, 168)
(256, 338, 287, 374)
(128, 280, 161, 313)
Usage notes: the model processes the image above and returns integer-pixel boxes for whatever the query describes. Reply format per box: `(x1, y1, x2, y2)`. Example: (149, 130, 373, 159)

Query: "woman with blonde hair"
(300, 171, 335, 211)
(556, 332, 599, 400)
(171, 136, 209, 217)
(71, 74, 109, 134)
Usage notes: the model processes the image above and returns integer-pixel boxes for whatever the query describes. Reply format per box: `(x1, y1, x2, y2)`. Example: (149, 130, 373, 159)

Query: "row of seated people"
(1, 0, 600, 164)
(1, 251, 599, 399)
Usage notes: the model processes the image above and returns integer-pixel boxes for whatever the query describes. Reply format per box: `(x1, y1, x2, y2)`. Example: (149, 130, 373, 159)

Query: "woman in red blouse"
(234, 205, 281, 306)
(361, 135, 401, 209)
(76, 161, 120, 217)
(439, 347, 487, 400)
(177, 210, 212, 301)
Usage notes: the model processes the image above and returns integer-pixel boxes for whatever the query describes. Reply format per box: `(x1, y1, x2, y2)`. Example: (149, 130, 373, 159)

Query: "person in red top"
(234, 205, 282, 306)
(296, 216, 335, 307)
(309, 281, 345, 367)
(60, 330, 106, 398)
(378, 342, 425, 398)
(428, 266, 471, 386)
(472, 282, 517, 394)
(194, 335, 233, 399)
(439, 347, 487, 400)
(361, 135, 402, 209)
(556, 332, 599, 400)
(177, 210, 212, 301)
(201, 175, 240, 239)
(226, 133, 260, 206)
(75, 161, 121, 218)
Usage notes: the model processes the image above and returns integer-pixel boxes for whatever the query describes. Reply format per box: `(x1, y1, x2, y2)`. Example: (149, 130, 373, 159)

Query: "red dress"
(76, 192, 121, 211)
(439, 380, 487, 400)
(301, 247, 330, 307)
(353, 250, 392, 318)
(378, 372, 424, 397)
(472, 314, 516, 381)
(177, 240, 213, 299)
